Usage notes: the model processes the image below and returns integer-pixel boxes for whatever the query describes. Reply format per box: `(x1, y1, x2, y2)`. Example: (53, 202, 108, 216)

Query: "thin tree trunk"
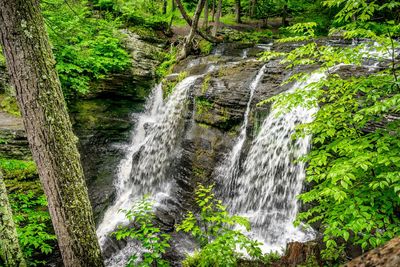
(282, 4, 289, 26)
(0, 173, 26, 267)
(212, 0, 222, 37)
(250, 0, 256, 17)
(179, 0, 207, 59)
(0, 1, 104, 266)
(172, 0, 176, 11)
(163, 0, 167, 14)
(235, 0, 242, 23)
(203, 0, 209, 29)
(175, 0, 194, 25)
(211, 0, 215, 22)
(174, 0, 217, 43)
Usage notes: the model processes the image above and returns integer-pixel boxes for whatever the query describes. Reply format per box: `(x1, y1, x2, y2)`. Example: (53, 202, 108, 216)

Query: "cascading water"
(217, 65, 266, 196)
(222, 71, 326, 252)
(97, 76, 198, 246)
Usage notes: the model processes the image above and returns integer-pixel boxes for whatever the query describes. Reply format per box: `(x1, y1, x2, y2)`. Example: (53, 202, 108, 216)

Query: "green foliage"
(9, 192, 56, 266)
(195, 97, 213, 116)
(162, 71, 188, 99)
(92, 0, 171, 29)
(0, 50, 5, 66)
(201, 74, 211, 94)
(259, 2, 400, 262)
(156, 48, 178, 79)
(41, 0, 130, 98)
(0, 159, 37, 185)
(177, 184, 265, 267)
(0, 95, 20, 117)
(1, 158, 56, 266)
(198, 40, 213, 55)
(113, 196, 171, 267)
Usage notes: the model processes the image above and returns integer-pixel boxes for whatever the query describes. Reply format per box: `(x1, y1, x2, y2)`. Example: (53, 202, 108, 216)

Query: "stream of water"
(217, 65, 266, 198)
(97, 76, 198, 246)
(221, 71, 325, 252)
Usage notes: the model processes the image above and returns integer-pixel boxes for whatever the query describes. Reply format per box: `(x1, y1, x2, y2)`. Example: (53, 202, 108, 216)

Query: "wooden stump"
(274, 241, 322, 267)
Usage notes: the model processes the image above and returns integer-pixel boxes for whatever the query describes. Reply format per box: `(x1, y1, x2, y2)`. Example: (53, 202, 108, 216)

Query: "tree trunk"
(163, 0, 167, 14)
(282, 4, 289, 26)
(179, 0, 207, 59)
(235, 0, 242, 23)
(212, 0, 222, 37)
(175, 0, 194, 26)
(250, 0, 256, 17)
(203, 0, 209, 29)
(211, 0, 215, 22)
(172, 0, 176, 11)
(174, 0, 217, 43)
(0, 173, 26, 267)
(0, 1, 104, 266)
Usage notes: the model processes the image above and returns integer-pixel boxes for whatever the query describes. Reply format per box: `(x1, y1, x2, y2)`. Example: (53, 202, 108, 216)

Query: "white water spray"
(97, 76, 198, 246)
(217, 65, 266, 196)
(223, 71, 326, 252)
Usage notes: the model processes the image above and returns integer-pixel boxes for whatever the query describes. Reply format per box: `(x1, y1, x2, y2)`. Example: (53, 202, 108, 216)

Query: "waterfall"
(217, 65, 266, 197)
(223, 71, 325, 252)
(97, 76, 198, 246)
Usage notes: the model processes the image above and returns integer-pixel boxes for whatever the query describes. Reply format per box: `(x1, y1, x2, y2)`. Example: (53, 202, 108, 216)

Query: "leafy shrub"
(1, 158, 56, 266)
(0, 95, 20, 117)
(162, 71, 188, 99)
(9, 192, 56, 266)
(156, 48, 177, 78)
(41, 0, 130, 98)
(259, 15, 400, 263)
(198, 40, 213, 55)
(113, 196, 171, 267)
(177, 184, 265, 267)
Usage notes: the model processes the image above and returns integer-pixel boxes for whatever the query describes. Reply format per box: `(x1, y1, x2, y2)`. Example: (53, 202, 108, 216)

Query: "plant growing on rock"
(177, 184, 266, 267)
(259, 1, 400, 263)
(113, 196, 171, 267)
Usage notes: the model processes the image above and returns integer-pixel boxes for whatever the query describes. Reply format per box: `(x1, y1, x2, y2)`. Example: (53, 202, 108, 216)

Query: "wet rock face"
(69, 97, 145, 224)
(169, 47, 293, 212)
(0, 112, 30, 160)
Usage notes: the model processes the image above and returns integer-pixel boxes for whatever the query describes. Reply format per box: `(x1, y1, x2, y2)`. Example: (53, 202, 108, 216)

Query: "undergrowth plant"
(1, 158, 56, 266)
(113, 196, 171, 267)
(177, 184, 271, 267)
(41, 0, 130, 98)
(259, 0, 400, 263)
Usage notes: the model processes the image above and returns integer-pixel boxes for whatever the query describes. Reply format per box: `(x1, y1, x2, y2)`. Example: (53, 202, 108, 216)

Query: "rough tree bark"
(179, 0, 207, 60)
(212, 0, 222, 37)
(0, 1, 104, 266)
(203, 0, 209, 29)
(235, 0, 242, 23)
(0, 173, 26, 267)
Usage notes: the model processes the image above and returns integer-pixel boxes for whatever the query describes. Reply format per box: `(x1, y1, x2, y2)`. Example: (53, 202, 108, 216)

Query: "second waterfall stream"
(219, 71, 325, 252)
